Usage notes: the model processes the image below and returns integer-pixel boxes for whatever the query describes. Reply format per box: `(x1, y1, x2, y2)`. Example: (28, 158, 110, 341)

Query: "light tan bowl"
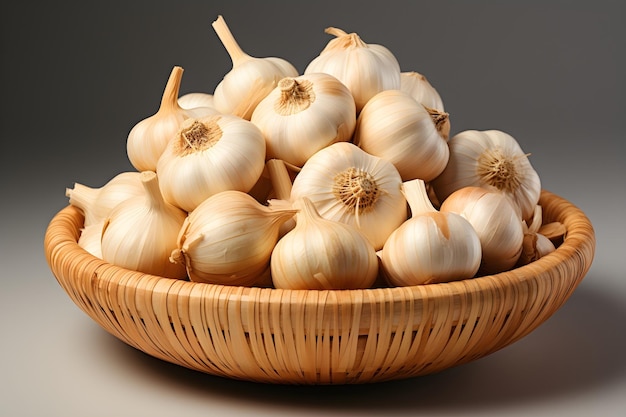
(44, 190, 595, 384)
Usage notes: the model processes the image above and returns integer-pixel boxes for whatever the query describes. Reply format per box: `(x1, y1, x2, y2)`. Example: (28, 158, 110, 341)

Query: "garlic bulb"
(517, 205, 556, 266)
(431, 129, 541, 222)
(381, 179, 481, 286)
(170, 190, 297, 286)
(440, 186, 524, 275)
(126, 66, 200, 172)
(353, 89, 450, 182)
(251, 73, 357, 167)
(400, 71, 445, 111)
(211, 15, 299, 120)
(178, 92, 215, 110)
(271, 197, 379, 290)
(77, 221, 105, 258)
(66, 171, 145, 227)
(290, 142, 407, 250)
(156, 114, 266, 212)
(101, 171, 187, 279)
(304, 27, 401, 112)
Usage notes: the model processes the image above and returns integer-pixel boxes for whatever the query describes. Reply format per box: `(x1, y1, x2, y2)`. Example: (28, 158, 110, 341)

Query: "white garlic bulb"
(178, 92, 215, 110)
(400, 71, 445, 111)
(304, 27, 401, 112)
(381, 179, 482, 286)
(101, 171, 187, 279)
(271, 197, 379, 290)
(290, 142, 407, 250)
(251, 73, 357, 167)
(431, 129, 541, 222)
(211, 15, 299, 120)
(170, 190, 297, 286)
(353, 89, 450, 182)
(440, 186, 524, 275)
(66, 171, 145, 227)
(126, 66, 200, 172)
(156, 114, 266, 212)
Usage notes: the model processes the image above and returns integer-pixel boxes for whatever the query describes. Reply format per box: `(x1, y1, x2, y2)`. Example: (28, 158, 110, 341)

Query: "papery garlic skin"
(156, 114, 266, 212)
(304, 27, 401, 112)
(290, 142, 407, 250)
(212, 15, 299, 120)
(170, 190, 296, 286)
(431, 129, 541, 222)
(381, 179, 481, 286)
(400, 71, 445, 111)
(178, 92, 215, 110)
(251, 73, 357, 167)
(101, 171, 187, 279)
(271, 197, 378, 290)
(127, 66, 198, 172)
(440, 186, 524, 275)
(354, 89, 450, 182)
(66, 171, 145, 227)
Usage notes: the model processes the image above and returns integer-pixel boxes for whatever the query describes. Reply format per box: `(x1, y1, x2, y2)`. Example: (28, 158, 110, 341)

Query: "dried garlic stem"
(266, 159, 293, 200)
(160, 66, 184, 112)
(212, 15, 250, 66)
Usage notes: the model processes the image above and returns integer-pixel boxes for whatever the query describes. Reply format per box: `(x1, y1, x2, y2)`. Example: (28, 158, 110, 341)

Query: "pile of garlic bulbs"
(66, 15, 566, 290)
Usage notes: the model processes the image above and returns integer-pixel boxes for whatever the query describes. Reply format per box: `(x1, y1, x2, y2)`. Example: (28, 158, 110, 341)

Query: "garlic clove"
(354, 89, 450, 182)
(126, 66, 198, 172)
(156, 114, 266, 212)
(211, 15, 299, 120)
(100, 171, 188, 279)
(270, 197, 379, 290)
(77, 221, 105, 258)
(251, 73, 357, 167)
(381, 179, 482, 286)
(66, 171, 145, 227)
(304, 26, 401, 112)
(170, 190, 297, 286)
(290, 142, 407, 250)
(178, 92, 215, 110)
(400, 71, 445, 112)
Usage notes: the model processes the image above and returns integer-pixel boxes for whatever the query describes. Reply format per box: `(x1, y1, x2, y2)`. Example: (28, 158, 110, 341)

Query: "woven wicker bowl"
(44, 190, 595, 384)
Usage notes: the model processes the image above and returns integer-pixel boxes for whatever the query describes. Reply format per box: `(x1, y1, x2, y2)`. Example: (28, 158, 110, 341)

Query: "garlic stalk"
(251, 73, 357, 167)
(289, 142, 407, 250)
(126, 66, 203, 172)
(440, 186, 524, 275)
(156, 114, 266, 212)
(100, 171, 188, 279)
(66, 171, 145, 227)
(211, 15, 299, 120)
(431, 129, 541, 222)
(381, 179, 481, 286)
(170, 190, 297, 286)
(400, 71, 445, 111)
(353, 89, 450, 182)
(304, 27, 401, 112)
(271, 197, 379, 290)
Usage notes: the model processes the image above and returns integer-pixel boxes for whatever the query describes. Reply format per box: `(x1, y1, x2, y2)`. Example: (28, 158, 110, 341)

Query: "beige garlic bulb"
(431, 129, 541, 222)
(100, 171, 187, 279)
(381, 179, 482, 286)
(156, 114, 266, 212)
(77, 221, 105, 258)
(251, 73, 357, 167)
(178, 92, 215, 110)
(517, 205, 556, 266)
(353, 89, 450, 182)
(304, 27, 401, 112)
(126, 66, 200, 172)
(271, 197, 379, 290)
(211, 15, 299, 120)
(440, 186, 524, 275)
(400, 71, 445, 111)
(66, 171, 145, 227)
(290, 142, 407, 250)
(170, 190, 297, 286)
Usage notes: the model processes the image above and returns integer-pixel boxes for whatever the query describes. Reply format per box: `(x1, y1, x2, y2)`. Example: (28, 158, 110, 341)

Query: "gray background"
(1, 1, 625, 416)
